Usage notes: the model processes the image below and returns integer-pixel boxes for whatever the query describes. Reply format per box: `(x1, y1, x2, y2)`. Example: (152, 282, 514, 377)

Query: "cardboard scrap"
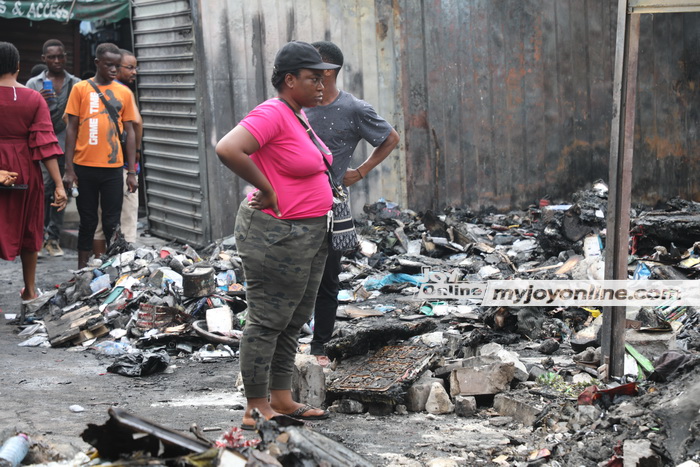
(337, 305, 384, 319)
(45, 305, 106, 346)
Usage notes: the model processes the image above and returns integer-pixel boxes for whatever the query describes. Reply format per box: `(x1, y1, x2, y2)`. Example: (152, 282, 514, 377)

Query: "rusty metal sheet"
(329, 345, 434, 393)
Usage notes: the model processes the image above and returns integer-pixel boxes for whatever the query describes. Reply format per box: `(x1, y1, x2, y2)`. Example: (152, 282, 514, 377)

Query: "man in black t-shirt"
(304, 41, 400, 367)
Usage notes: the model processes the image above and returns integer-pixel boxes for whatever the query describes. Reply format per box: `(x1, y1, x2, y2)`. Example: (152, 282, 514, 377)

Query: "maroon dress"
(0, 86, 62, 260)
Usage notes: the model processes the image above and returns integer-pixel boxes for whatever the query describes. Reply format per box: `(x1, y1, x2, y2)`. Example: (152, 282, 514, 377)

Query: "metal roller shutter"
(132, 0, 207, 246)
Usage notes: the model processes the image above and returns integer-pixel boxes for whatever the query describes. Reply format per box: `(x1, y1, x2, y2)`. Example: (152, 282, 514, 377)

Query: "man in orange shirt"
(63, 43, 138, 268)
(93, 48, 143, 254)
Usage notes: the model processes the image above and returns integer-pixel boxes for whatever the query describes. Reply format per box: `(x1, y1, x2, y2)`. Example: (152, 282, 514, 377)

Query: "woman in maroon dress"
(0, 42, 67, 310)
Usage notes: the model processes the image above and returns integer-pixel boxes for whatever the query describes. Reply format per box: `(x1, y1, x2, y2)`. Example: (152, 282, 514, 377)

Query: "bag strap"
(65, 76, 76, 101)
(87, 79, 123, 141)
(276, 98, 332, 171)
(276, 98, 347, 201)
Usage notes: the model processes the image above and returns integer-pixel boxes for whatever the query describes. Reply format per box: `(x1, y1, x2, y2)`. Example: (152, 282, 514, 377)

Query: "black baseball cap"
(274, 41, 340, 73)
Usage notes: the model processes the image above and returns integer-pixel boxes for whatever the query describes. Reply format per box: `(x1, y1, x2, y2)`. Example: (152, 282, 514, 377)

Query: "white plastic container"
(0, 434, 30, 467)
(583, 234, 602, 258)
(206, 306, 233, 334)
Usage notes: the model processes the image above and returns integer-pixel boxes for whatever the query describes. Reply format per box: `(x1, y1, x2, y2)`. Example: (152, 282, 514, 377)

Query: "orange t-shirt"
(65, 80, 137, 167)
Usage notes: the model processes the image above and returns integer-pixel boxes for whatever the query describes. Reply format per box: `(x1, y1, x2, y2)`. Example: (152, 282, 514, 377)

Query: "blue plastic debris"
(633, 262, 651, 280)
(363, 273, 425, 291)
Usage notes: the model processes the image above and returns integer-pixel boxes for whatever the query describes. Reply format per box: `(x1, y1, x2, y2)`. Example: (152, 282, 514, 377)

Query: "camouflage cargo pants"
(235, 202, 329, 398)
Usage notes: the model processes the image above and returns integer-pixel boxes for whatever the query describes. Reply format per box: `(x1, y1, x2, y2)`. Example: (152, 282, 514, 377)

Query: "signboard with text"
(0, 0, 129, 23)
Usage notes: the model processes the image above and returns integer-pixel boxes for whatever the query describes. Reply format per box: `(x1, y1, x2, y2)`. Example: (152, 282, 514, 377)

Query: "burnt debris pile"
(9, 181, 700, 466)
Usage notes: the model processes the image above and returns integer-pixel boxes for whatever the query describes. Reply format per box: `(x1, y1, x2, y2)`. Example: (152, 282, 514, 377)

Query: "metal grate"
(329, 345, 434, 393)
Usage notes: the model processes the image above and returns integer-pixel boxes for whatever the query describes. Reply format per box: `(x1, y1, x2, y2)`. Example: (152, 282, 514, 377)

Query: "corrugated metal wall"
(140, 0, 698, 245)
(132, 0, 207, 246)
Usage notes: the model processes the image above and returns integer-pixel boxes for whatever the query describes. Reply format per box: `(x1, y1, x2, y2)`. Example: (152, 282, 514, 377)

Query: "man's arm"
(132, 103, 143, 163)
(343, 128, 400, 187)
(124, 120, 138, 193)
(62, 114, 79, 188)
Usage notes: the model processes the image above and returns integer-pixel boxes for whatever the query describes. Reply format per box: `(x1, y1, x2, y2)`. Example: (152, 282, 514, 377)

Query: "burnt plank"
(400, 0, 432, 212)
(372, 0, 403, 208)
(555, 0, 575, 191)
(442, 0, 464, 208)
(45, 306, 105, 346)
(503, 1, 526, 208)
(459, 2, 478, 207)
(662, 14, 688, 198)
(487, 1, 509, 210)
(634, 14, 656, 202)
(522, 0, 546, 203)
(424, 0, 448, 208)
(470, 0, 495, 209)
(541, 0, 562, 198)
(586, 0, 611, 181)
(569, 0, 590, 189)
(326, 317, 437, 361)
(683, 13, 700, 199)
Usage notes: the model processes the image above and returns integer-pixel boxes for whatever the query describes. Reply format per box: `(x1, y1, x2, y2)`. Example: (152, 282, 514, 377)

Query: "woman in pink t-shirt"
(216, 41, 340, 430)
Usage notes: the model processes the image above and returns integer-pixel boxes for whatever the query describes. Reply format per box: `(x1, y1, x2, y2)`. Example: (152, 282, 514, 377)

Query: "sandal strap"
(289, 404, 314, 417)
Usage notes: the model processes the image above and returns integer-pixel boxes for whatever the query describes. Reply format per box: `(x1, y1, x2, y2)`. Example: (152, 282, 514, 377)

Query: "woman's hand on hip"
(248, 189, 282, 217)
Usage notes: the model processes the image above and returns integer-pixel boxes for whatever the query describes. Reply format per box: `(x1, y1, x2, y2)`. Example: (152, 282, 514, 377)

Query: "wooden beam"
(603, 1, 641, 379)
(628, 0, 700, 14)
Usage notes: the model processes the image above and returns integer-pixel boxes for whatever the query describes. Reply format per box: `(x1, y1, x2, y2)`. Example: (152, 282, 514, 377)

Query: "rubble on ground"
(8, 181, 700, 466)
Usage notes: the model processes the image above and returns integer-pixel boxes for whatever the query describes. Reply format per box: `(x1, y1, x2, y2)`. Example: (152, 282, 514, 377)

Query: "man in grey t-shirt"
(304, 41, 400, 367)
(26, 39, 80, 257)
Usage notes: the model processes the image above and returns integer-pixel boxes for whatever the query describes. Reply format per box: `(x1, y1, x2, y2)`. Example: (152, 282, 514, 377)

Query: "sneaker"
(45, 239, 64, 257)
(37, 240, 47, 258)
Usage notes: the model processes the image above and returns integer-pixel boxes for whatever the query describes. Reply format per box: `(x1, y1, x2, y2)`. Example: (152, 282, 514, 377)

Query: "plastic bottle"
(0, 433, 30, 467)
(91, 340, 129, 356)
(583, 234, 602, 258)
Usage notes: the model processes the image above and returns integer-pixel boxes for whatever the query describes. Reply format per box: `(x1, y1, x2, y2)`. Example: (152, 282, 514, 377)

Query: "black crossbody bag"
(278, 98, 359, 252)
(87, 79, 128, 149)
